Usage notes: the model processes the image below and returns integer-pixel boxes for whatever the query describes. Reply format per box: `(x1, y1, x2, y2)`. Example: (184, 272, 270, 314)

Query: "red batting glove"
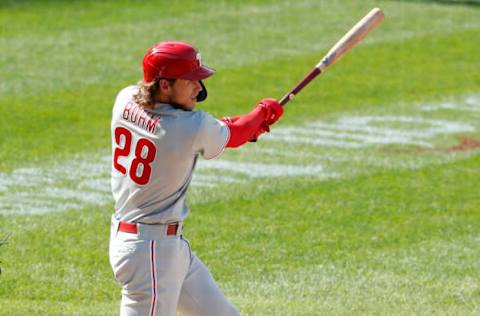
(249, 98, 284, 142)
(256, 98, 284, 126)
(251, 124, 270, 141)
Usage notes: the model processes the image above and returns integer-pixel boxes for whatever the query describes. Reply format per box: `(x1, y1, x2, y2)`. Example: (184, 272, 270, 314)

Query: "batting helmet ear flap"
(196, 80, 208, 102)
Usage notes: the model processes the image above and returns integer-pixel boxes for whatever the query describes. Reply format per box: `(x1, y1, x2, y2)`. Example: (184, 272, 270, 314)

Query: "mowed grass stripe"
(0, 152, 478, 315)
(193, 154, 480, 315)
(2, 0, 480, 96)
(1, 0, 479, 314)
(1, 29, 479, 171)
(1, 93, 478, 216)
(2, 0, 479, 38)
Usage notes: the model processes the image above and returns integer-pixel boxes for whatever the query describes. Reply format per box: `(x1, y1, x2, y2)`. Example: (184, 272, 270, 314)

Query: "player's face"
(169, 79, 203, 111)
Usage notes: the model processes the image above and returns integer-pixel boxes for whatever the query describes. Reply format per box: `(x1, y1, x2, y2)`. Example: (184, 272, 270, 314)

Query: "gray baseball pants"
(109, 217, 239, 316)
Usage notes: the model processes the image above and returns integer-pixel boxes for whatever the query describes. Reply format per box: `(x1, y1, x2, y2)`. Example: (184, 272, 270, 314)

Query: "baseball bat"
(279, 8, 384, 106)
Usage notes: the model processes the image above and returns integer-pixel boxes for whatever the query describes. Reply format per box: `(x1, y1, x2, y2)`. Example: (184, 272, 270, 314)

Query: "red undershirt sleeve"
(219, 107, 266, 148)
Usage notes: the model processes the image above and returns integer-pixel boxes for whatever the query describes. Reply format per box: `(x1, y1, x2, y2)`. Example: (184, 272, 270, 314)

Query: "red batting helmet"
(142, 41, 214, 102)
(142, 41, 215, 82)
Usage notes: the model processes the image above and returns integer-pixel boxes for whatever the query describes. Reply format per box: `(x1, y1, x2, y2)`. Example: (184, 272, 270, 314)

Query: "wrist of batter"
(221, 110, 265, 148)
(219, 116, 241, 124)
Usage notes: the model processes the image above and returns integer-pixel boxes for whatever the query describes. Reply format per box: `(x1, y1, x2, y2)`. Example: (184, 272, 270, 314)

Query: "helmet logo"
(196, 52, 202, 66)
(151, 47, 161, 55)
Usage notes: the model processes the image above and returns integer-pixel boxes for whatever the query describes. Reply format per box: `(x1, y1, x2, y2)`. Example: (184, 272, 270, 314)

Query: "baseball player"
(109, 41, 283, 316)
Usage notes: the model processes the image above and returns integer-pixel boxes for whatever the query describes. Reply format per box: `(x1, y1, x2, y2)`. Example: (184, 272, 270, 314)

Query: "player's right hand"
(249, 98, 284, 142)
(255, 98, 284, 126)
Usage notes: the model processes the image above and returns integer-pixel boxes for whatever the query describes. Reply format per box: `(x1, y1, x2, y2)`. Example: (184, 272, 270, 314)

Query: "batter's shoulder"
(117, 85, 139, 99)
(190, 109, 215, 122)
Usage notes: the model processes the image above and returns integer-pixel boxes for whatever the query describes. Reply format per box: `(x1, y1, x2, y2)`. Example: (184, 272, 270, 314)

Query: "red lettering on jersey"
(138, 111, 148, 128)
(122, 101, 133, 120)
(146, 115, 160, 134)
(113, 127, 157, 185)
(122, 102, 160, 134)
(130, 104, 140, 123)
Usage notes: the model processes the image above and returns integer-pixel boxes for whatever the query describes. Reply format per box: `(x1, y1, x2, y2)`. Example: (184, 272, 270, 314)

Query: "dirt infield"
(388, 137, 480, 153)
(441, 137, 480, 152)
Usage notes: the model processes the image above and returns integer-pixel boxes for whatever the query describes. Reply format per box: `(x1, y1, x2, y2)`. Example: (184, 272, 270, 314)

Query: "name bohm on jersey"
(122, 101, 160, 134)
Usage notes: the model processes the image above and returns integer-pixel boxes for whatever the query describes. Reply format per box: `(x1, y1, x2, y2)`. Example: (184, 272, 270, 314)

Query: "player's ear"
(158, 79, 171, 94)
(157, 79, 176, 101)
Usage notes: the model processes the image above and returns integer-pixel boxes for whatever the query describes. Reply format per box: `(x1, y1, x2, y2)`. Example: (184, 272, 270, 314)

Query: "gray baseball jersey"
(110, 85, 229, 224)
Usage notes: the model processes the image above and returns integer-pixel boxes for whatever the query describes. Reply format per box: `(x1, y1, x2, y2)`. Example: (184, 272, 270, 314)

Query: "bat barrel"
(279, 8, 384, 106)
(320, 8, 384, 69)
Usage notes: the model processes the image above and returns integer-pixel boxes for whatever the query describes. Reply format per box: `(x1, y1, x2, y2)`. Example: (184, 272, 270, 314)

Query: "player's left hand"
(251, 123, 270, 141)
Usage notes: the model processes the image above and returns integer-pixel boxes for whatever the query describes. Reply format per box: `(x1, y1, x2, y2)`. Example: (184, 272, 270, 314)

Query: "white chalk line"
(0, 95, 479, 216)
(421, 95, 480, 112)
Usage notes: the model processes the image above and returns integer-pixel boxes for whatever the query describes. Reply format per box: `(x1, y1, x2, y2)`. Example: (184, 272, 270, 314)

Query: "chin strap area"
(196, 80, 207, 102)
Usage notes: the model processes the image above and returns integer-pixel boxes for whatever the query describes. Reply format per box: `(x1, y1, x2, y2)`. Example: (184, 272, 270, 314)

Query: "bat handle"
(279, 67, 322, 106)
(278, 94, 291, 106)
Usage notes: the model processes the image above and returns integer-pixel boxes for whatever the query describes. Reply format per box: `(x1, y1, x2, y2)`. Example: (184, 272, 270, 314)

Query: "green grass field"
(1, 0, 479, 315)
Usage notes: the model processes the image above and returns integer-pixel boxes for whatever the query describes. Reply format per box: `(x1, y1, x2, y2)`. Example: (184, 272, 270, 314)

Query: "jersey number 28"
(113, 127, 156, 185)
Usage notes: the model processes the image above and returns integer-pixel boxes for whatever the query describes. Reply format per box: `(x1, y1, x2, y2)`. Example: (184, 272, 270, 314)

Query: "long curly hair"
(133, 79, 176, 110)
(133, 80, 159, 110)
